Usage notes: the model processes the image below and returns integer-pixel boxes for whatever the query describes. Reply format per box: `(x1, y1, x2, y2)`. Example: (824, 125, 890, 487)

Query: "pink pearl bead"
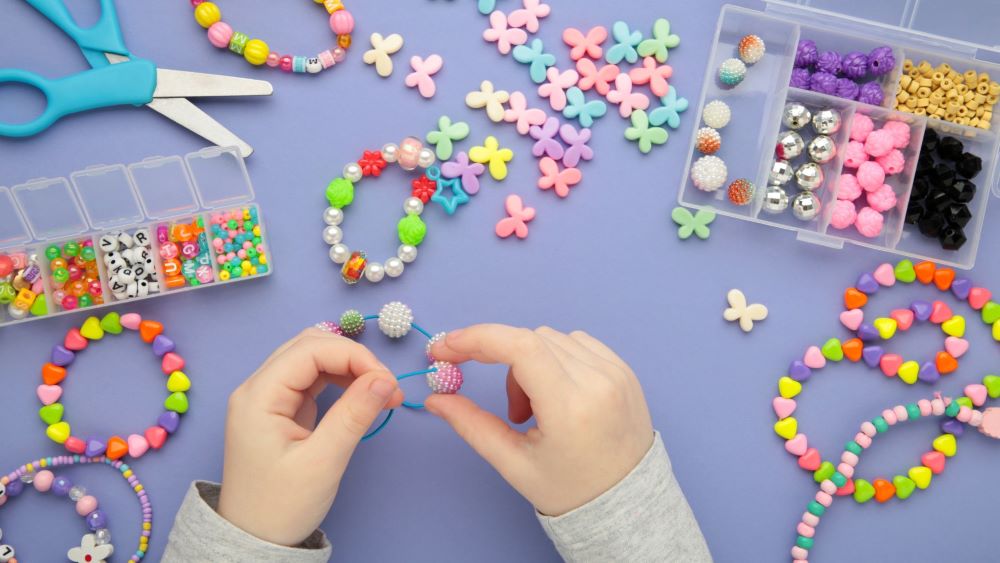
(33, 470, 54, 492)
(861, 422, 877, 437)
(918, 399, 932, 416)
(854, 433, 872, 448)
(791, 546, 809, 560)
(837, 463, 854, 479)
(266, 52, 281, 67)
(207, 22, 234, 49)
(802, 512, 820, 527)
(280, 55, 294, 72)
(815, 491, 832, 507)
(329, 10, 355, 35)
(841, 451, 859, 466)
(932, 399, 945, 415)
(820, 480, 837, 494)
(76, 495, 99, 516)
(797, 522, 815, 538)
(957, 406, 973, 422)
(893, 405, 908, 421)
(333, 47, 346, 62)
(882, 409, 897, 425)
(398, 137, 424, 171)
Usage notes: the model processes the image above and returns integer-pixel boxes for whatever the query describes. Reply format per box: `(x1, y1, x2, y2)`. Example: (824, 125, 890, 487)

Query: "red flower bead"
(411, 175, 436, 203)
(358, 150, 387, 177)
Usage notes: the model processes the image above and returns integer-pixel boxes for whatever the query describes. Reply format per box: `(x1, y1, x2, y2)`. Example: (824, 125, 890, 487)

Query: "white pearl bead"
(329, 243, 350, 264)
(323, 206, 344, 226)
(403, 197, 424, 216)
(343, 163, 363, 183)
(381, 143, 399, 163)
(417, 147, 436, 169)
(322, 225, 343, 245)
(397, 244, 418, 263)
(365, 262, 385, 282)
(384, 257, 404, 277)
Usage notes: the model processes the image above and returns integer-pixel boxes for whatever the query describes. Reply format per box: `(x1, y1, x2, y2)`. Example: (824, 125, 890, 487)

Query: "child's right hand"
(426, 325, 655, 517)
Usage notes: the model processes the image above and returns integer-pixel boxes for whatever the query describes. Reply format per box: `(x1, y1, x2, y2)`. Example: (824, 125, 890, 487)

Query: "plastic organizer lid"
(70, 164, 144, 230)
(184, 146, 255, 209)
(0, 187, 32, 248)
(11, 177, 89, 241)
(128, 155, 200, 220)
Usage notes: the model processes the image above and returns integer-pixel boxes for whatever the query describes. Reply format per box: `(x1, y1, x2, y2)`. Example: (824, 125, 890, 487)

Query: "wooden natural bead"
(918, 77, 932, 88)
(896, 90, 911, 103)
(917, 86, 932, 98)
(905, 97, 918, 109)
(957, 84, 969, 95)
(967, 99, 980, 111)
(918, 61, 933, 75)
(937, 62, 952, 74)
(964, 70, 978, 86)
(914, 107, 927, 115)
(989, 82, 1000, 96)
(903, 59, 914, 71)
(975, 93, 987, 104)
(900, 75, 913, 89)
(930, 91, 945, 105)
(916, 97, 930, 108)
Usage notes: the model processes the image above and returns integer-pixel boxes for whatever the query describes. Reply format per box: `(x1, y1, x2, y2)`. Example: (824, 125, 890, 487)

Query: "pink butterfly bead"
(405, 54, 443, 98)
(507, 0, 550, 33)
(483, 11, 527, 54)
(606, 73, 650, 117)
(576, 58, 620, 96)
(504, 91, 547, 135)
(629, 57, 673, 98)
(538, 157, 582, 198)
(538, 67, 580, 111)
(496, 195, 536, 239)
(562, 26, 607, 61)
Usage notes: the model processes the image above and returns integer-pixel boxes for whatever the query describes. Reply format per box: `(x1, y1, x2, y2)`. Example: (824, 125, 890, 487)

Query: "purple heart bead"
(856, 273, 879, 294)
(941, 418, 964, 436)
(84, 437, 106, 458)
(951, 278, 972, 300)
(918, 362, 940, 383)
(152, 335, 176, 357)
(789, 360, 812, 381)
(862, 346, 884, 367)
(857, 323, 879, 342)
(158, 411, 181, 434)
(911, 300, 933, 322)
(51, 345, 75, 367)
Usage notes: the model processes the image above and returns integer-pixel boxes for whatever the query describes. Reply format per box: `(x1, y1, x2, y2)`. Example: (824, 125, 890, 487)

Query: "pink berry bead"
(76, 495, 99, 516)
(850, 113, 874, 142)
(33, 470, 54, 492)
(864, 128, 894, 157)
(842, 141, 868, 169)
(882, 120, 911, 148)
(876, 149, 905, 175)
(857, 161, 886, 191)
(329, 9, 355, 34)
(830, 200, 858, 230)
(427, 361, 464, 394)
(855, 206, 884, 238)
(867, 184, 897, 212)
(207, 21, 233, 48)
(837, 173, 862, 201)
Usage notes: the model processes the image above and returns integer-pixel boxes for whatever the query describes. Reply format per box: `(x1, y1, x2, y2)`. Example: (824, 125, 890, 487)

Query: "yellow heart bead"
(993, 320, 999, 341)
(778, 377, 802, 399)
(167, 371, 192, 393)
(908, 466, 932, 489)
(46, 421, 71, 444)
(873, 317, 898, 339)
(774, 417, 798, 440)
(80, 316, 104, 340)
(933, 433, 957, 457)
(898, 361, 920, 384)
(941, 316, 966, 338)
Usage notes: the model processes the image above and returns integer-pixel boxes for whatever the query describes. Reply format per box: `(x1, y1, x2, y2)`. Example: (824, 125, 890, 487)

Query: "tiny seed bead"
(906, 403, 921, 419)
(873, 416, 889, 432)
(845, 441, 862, 456)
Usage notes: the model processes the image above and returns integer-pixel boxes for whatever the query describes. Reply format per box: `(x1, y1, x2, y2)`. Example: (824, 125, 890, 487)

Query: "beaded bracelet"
(0, 455, 152, 562)
(315, 301, 461, 439)
(190, 0, 354, 74)
(39, 313, 190, 461)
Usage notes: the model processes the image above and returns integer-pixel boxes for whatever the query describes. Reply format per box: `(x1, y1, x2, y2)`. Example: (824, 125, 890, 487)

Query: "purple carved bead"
(809, 71, 838, 95)
(52, 475, 73, 496)
(87, 508, 108, 531)
(790, 68, 812, 89)
(5, 478, 24, 498)
(835, 78, 860, 100)
(867, 46, 895, 76)
(858, 82, 884, 105)
(816, 50, 842, 75)
(795, 39, 818, 68)
(841, 51, 869, 79)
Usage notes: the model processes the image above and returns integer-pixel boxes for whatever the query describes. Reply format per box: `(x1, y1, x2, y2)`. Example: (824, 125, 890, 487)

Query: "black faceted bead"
(932, 164, 956, 189)
(956, 152, 983, 179)
(922, 128, 939, 152)
(937, 136, 964, 161)
(918, 213, 946, 237)
(945, 204, 972, 228)
(916, 153, 936, 177)
(911, 176, 931, 199)
(926, 190, 952, 213)
(939, 223, 967, 250)
(905, 199, 926, 225)
(944, 179, 976, 204)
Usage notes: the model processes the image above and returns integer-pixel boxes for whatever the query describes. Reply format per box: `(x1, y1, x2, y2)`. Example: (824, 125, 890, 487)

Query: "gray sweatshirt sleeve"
(162, 481, 332, 563)
(537, 432, 712, 563)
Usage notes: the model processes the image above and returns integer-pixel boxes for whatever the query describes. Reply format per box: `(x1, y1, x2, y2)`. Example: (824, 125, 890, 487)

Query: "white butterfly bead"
(723, 289, 768, 333)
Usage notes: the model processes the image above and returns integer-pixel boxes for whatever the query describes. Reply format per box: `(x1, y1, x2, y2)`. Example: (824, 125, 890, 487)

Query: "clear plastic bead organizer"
(678, 0, 1000, 269)
(0, 146, 273, 328)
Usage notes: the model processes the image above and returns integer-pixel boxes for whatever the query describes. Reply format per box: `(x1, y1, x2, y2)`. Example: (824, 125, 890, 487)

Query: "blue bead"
(293, 56, 307, 73)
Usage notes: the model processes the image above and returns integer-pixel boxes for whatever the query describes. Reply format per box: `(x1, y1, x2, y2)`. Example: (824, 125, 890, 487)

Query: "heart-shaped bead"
(941, 418, 964, 436)
(853, 478, 875, 503)
(892, 475, 915, 499)
(63, 328, 88, 351)
(918, 362, 940, 384)
(167, 371, 191, 393)
(140, 320, 163, 343)
(29, 294, 48, 316)
(914, 261, 936, 284)
(84, 437, 106, 457)
(158, 411, 181, 434)
(968, 288, 992, 310)
(889, 309, 914, 331)
(894, 260, 916, 283)
(873, 263, 896, 286)
(106, 436, 129, 460)
(120, 313, 142, 330)
(873, 318, 897, 339)
(152, 335, 176, 357)
(873, 478, 896, 502)
(64, 436, 85, 455)
(813, 461, 835, 482)
(774, 417, 798, 439)
(911, 300, 933, 321)
(855, 273, 879, 294)
(921, 451, 946, 473)
(933, 268, 955, 291)
(932, 433, 957, 457)
(165, 392, 189, 414)
(145, 426, 168, 450)
(897, 361, 919, 384)
(773, 397, 797, 419)
(835, 478, 854, 496)
(862, 346, 884, 367)
(965, 383, 988, 406)
(127, 434, 149, 458)
(41, 363, 66, 385)
(784, 434, 807, 456)
(936, 351, 958, 374)
(79, 316, 104, 341)
(908, 466, 932, 489)
(788, 360, 811, 382)
(930, 301, 953, 324)
(51, 345, 75, 367)
(36, 384, 63, 406)
(994, 320, 1000, 342)
(840, 309, 864, 331)
(844, 287, 868, 310)
(950, 278, 972, 300)
(161, 352, 185, 375)
(857, 323, 879, 342)
(803, 346, 826, 369)
(984, 375, 1000, 399)
(100, 312, 123, 335)
(880, 354, 903, 376)
(797, 448, 821, 471)
(941, 316, 966, 338)
(821, 338, 844, 361)
(38, 403, 64, 425)
(842, 338, 863, 362)
(46, 421, 70, 444)
(945, 337, 969, 358)
(983, 301, 1000, 325)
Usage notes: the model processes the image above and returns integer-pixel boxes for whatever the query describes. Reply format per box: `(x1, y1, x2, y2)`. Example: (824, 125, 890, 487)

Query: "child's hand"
(426, 325, 654, 516)
(217, 329, 403, 546)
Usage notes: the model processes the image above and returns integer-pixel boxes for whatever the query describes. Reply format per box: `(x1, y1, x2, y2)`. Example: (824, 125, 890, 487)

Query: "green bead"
(821, 338, 844, 361)
(45, 245, 61, 259)
(197, 216, 205, 228)
(853, 479, 875, 503)
(807, 501, 825, 516)
(52, 267, 70, 284)
(397, 214, 427, 246)
(165, 392, 189, 414)
(29, 294, 47, 316)
(339, 309, 366, 338)
(39, 403, 64, 425)
(893, 475, 916, 499)
(78, 294, 92, 308)
(945, 401, 960, 417)
(325, 178, 355, 209)
(845, 441, 862, 456)
(831, 472, 847, 487)
(100, 312, 122, 334)
(894, 259, 916, 283)
(228, 31, 249, 54)
(80, 246, 96, 262)
(0, 283, 15, 304)
(62, 241, 80, 257)
(983, 302, 1000, 325)
(813, 461, 835, 483)
(873, 416, 889, 432)
(796, 536, 814, 550)
(906, 403, 921, 419)
(956, 397, 972, 409)
(984, 375, 1000, 398)
(227, 219, 238, 230)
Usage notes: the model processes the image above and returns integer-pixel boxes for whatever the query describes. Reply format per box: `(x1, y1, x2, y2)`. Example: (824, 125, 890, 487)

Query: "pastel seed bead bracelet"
(40, 313, 190, 461)
(1, 456, 153, 562)
(191, 0, 354, 73)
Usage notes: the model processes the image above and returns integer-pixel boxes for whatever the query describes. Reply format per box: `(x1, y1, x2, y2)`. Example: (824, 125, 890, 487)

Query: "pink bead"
(62, 295, 78, 310)
(882, 120, 911, 148)
(842, 141, 868, 169)
(33, 470, 54, 492)
(841, 451, 859, 466)
(67, 264, 82, 281)
(850, 113, 874, 142)
(857, 161, 885, 191)
(855, 207, 884, 238)
(319, 49, 336, 69)
(932, 398, 946, 415)
(829, 200, 858, 230)
(882, 409, 898, 425)
(0, 495, 6, 507)
(957, 406, 973, 422)
(53, 289, 66, 304)
(266, 52, 281, 67)
(820, 480, 837, 494)
(398, 137, 424, 171)
(280, 55, 294, 72)
(836, 173, 863, 201)
(855, 433, 872, 448)
(815, 491, 832, 507)
(861, 422, 877, 437)
(428, 361, 464, 394)
(329, 10, 355, 34)
(793, 560, 808, 563)
(865, 128, 895, 157)
(333, 47, 346, 62)
(195, 265, 213, 283)
(797, 522, 815, 538)
(918, 399, 932, 416)
(792, 547, 809, 559)
(76, 495, 99, 516)
(190, 0, 203, 5)
(216, 255, 227, 265)
(207, 22, 233, 49)
(876, 149, 905, 175)
(867, 184, 898, 212)
(802, 512, 820, 527)
(31, 279, 44, 294)
(893, 405, 909, 421)
(837, 463, 854, 479)
(970, 410, 984, 427)
(237, 249, 247, 259)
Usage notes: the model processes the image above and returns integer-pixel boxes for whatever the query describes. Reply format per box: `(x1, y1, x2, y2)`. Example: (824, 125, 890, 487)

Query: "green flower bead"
(397, 214, 427, 246)
(326, 178, 355, 209)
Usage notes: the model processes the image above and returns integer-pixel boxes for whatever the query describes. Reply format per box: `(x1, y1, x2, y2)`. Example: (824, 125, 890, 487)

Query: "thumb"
(313, 371, 398, 464)
(425, 394, 527, 476)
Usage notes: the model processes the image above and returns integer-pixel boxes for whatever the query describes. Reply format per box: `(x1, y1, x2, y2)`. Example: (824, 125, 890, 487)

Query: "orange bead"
(163, 259, 181, 277)
(171, 224, 194, 242)
(165, 275, 186, 289)
(844, 288, 868, 310)
(67, 279, 87, 297)
(842, 338, 864, 362)
(873, 478, 896, 502)
(338, 34, 352, 49)
(933, 268, 956, 291)
(936, 351, 958, 374)
(42, 363, 66, 385)
(139, 320, 163, 343)
(914, 261, 936, 284)
(106, 436, 128, 460)
(50, 258, 67, 271)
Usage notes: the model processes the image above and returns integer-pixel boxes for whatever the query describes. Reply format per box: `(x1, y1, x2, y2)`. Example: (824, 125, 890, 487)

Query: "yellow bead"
(243, 39, 270, 66)
(252, 225, 261, 236)
(259, 254, 268, 265)
(898, 361, 919, 384)
(873, 317, 898, 339)
(774, 417, 798, 440)
(124, 470, 133, 478)
(933, 433, 957, 457)
(778, 376, 802, 399)
(908, 466, 932, 489)
(46, 421, 71, 444)
(941, 315, 966, 338)
(194, 2, 222, 28)
(219, 270, 231, 281)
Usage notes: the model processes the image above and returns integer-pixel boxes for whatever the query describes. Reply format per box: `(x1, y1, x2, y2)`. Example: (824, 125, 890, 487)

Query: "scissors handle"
(25, 0, 129, 68)
(0, 60, 156, 138)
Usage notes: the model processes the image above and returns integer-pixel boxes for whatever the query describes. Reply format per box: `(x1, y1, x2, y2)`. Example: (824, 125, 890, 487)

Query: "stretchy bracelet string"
(190, 0, 354, 73)
(39, 312, 191, 461)
(0, 455, 153, 563)
(315, 301, 462, 439)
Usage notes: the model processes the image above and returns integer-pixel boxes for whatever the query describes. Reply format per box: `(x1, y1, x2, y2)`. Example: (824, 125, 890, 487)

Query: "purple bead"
(862, 346, 884, 367)
(158, 411, 181, 434)
(816, 50, 842, 75)
(795, 39, 818, 68)
(86, 508, 108, 531)
(5, 478, 24, 497)
(835, 78, 860, 100)
(152, 335, 176, 357)
(911, 300, 933, 321)
(790, 68, 812, 89)
(857, 323, 879, 342)
(51, 476, 73, 496)
(841, 52, 869, 80)
(809, 71, 838, 95)
(857, 82, 884, 105)
(856, 272, 879, 294)
(951, 278, 972, 300)
(941, 418, 964, 436)
(867, 46, 895, 77)
(919, 362, 940, 383)
(84, 437, 106, 458)
(51, 345, 75, 367)
(789, 360, 812, 382)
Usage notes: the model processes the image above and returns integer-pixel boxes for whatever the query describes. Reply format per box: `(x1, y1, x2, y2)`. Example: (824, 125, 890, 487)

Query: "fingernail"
(369, 378, 395, 400)
(444, 329, 463, 344)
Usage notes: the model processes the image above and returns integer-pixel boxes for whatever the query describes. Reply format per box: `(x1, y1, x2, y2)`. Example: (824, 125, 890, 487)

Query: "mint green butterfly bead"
(512, 39, 557, 83)
(606, 21, 642, 65)
(671, 206, 716, 240)
(624, 109, 668, 154)
(563, 87, 607, 128)
(637, 18, 680, 63)
(426, 116, 470, 160)
(649, 87, 688, 129)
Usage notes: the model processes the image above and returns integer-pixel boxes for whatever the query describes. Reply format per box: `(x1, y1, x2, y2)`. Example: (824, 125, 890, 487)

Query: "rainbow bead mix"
(0, 455, 152, 562)
(39, 313, 190, 462)
(190, 0, 354, 74)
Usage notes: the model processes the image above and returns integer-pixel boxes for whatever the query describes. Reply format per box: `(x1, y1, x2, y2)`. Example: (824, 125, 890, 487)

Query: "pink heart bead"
(145, 426, 168, 450)
(840, 309, 864, 331)
(873, 263, 896, 286)
(930, 301, 953, 324)
(162, 352, 185, 375)
(965, 384, 988, 407)
(945, 337, 969, 358)
(803, 346, 826, 369)
(127, 434, 149, 458)
(969, 287, 992, 310)
(773, 397, 797, 419)
(879, 353, 903, 376)
(121, 313, 142, 330)
(889, 309, 914, 331)
(36, 384, 63, 405)
(785, 433, 808, 456)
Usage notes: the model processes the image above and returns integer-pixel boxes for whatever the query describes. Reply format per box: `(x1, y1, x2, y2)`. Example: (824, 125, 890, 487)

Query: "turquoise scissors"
(0, 0, 273, 156)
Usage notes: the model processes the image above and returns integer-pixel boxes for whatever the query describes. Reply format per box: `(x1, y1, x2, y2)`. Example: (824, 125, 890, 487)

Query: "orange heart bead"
(936, 351, 958, 374)
(873, 478, 896, 502)
(842, 338, 863, 362)
(106, 436, 129, 460)
(139, 320, 163, 344)
(41, 363, 67, 386)
(844, 288, 868, 310)
(914, 261, 936, 284)
(933, 268, 956, 291)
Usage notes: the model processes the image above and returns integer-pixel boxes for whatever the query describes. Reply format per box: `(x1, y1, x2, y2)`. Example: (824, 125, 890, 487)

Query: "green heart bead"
(813, 461, 835, 483)
(822, 338, 844, 361)
(29, 294, 48, 316)
(893, 475, 916, 499)
(100, 312, 123, 335)
(956, 396, 973, 409)
(983, 302, 1000, 325)
(853, 479, 875, 503)
(165, 392, 189, 414)
(895, 260, 916, 283)
(39, 403, 64, 425)
(985, 375, 1000, 399)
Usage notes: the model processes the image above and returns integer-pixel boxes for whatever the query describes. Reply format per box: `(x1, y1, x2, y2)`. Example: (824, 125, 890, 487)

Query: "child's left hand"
(217, 328, 404, 546)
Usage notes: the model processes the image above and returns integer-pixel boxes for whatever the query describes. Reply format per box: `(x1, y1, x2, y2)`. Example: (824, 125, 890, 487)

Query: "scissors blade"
(153, 68, 273, 98)
(146, 97, 254, 157)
